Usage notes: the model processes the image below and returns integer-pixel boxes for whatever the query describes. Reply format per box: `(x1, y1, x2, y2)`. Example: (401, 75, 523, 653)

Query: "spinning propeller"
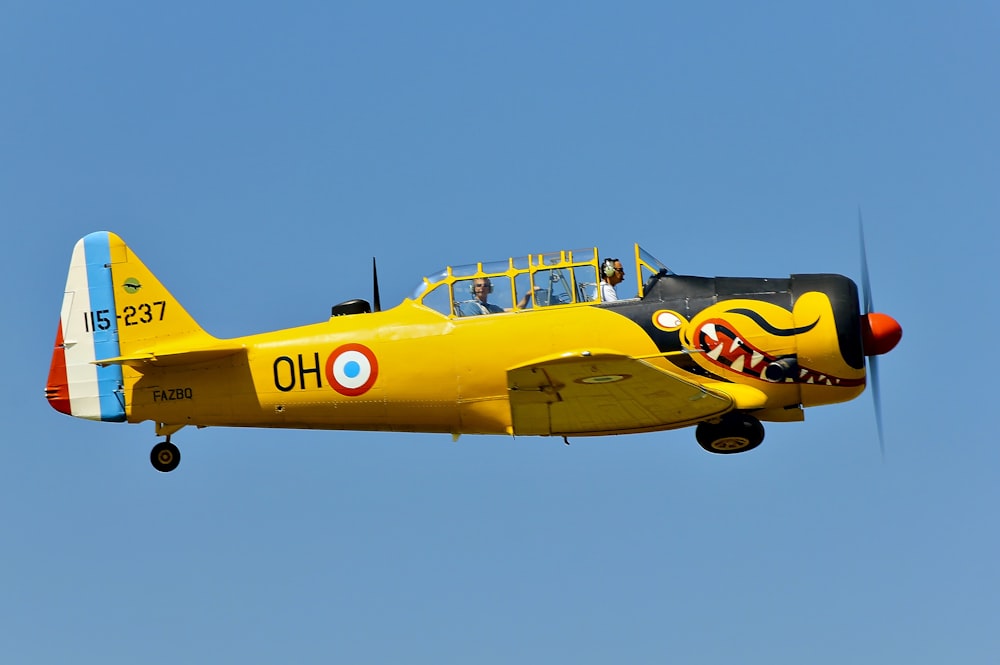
(858, 210, 903, 458)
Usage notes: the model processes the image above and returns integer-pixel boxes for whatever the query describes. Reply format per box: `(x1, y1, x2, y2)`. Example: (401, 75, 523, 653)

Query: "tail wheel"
(151, 440, 181, 472)
(696, 412, 765, 454)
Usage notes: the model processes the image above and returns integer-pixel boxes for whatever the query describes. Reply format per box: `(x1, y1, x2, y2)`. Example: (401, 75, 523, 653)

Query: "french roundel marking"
(575, 374, 631, 385)
(325, 344, 379, 396)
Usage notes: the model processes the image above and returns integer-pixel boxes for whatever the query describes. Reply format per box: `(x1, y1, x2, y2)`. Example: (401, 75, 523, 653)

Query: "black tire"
(696, 412, 765, 454)
(150, 441, 181, 472)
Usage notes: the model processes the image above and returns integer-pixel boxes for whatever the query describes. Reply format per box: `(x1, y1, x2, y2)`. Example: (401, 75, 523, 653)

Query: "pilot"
(594, 258, 624, 302)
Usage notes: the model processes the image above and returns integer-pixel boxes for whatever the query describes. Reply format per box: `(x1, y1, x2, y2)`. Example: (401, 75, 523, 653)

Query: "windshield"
(635, 245, 673, 297)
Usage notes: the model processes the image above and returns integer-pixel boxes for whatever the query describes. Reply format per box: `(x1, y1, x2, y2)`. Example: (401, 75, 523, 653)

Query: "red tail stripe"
(45, 320, 71, 415)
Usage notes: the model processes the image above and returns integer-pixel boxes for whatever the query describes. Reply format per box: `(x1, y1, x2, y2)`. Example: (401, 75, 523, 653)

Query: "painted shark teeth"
(697, 319, 862, 387)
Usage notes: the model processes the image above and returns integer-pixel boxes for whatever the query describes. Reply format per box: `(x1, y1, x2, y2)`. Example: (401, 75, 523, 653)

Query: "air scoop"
(861, 312, 902, 356)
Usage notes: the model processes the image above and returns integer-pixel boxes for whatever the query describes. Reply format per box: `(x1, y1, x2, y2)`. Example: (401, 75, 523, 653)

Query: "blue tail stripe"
(83, 232, 126, 422)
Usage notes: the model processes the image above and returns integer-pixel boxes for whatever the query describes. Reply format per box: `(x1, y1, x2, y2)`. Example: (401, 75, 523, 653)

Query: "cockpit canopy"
(410, 244, 672, 317)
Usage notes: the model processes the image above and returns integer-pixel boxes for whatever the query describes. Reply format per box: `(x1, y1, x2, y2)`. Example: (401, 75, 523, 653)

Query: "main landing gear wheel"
(151, 440, 181, 472)
(696, 412, 765, 454)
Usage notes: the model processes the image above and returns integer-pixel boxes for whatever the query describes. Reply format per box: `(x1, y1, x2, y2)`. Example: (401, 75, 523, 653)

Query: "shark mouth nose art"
(695, 320, 863, 387)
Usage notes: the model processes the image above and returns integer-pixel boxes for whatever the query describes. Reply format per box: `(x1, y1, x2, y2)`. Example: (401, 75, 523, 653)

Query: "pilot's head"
(472, 277, 493, 302)
(601, 259, 624, 286)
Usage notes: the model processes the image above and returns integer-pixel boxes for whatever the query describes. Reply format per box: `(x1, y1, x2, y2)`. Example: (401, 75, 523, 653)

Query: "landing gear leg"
(151, 437, 181, 472)
(696, 412, 765, 454)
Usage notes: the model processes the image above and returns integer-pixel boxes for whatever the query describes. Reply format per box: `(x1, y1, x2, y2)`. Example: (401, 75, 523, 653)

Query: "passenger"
(458, 277, 537, 315)
(472, 278, 505, 313)
(593, 258, 624, 302)
(458, 278, 505, 315)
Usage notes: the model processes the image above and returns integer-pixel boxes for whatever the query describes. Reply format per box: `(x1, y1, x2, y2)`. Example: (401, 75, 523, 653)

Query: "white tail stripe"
(59, 233, 125, 421)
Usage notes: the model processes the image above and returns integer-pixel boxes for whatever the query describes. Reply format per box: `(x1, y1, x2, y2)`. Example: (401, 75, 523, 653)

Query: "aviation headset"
(470, 277, 493, 294)
(602, 258, 621, 279)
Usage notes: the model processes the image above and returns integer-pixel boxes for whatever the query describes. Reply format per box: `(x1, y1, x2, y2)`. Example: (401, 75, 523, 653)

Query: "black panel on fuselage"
(598, 272, 863, 373)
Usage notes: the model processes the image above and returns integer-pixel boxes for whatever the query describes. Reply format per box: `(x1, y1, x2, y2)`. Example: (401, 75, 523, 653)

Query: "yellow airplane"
(46, 231, 902, 472)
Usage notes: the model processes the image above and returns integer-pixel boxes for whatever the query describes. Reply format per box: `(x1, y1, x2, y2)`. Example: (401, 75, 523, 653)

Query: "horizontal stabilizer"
(95, 344, 246, 370)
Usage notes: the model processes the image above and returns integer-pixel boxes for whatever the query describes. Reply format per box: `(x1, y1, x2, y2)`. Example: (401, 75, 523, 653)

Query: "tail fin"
(45, 231, 214, 421)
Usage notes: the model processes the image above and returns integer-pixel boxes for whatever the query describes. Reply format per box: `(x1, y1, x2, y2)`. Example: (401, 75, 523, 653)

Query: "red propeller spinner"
(861, 311, 902, 357)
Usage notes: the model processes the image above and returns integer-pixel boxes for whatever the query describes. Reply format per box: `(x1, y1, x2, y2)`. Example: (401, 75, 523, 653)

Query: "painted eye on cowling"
(652, 310, 683, 331)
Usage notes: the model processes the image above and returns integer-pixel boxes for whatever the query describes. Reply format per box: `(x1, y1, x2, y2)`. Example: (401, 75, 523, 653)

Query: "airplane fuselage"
(124, 271, 866, 437)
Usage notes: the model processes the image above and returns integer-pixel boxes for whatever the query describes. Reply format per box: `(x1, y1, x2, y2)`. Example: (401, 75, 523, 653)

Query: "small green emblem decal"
(122, 278, 142, 294)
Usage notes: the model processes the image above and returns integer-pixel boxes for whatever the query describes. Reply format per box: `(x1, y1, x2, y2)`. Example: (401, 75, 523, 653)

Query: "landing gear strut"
(150, 437, 181, 472)
(696, 412, 765, 454)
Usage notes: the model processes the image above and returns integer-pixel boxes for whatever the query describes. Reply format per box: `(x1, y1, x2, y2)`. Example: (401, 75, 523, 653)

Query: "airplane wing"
(507, 351, 736, 436)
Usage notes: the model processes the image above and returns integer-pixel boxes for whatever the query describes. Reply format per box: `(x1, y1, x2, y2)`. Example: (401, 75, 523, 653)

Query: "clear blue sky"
(3, 2, 998, 663)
